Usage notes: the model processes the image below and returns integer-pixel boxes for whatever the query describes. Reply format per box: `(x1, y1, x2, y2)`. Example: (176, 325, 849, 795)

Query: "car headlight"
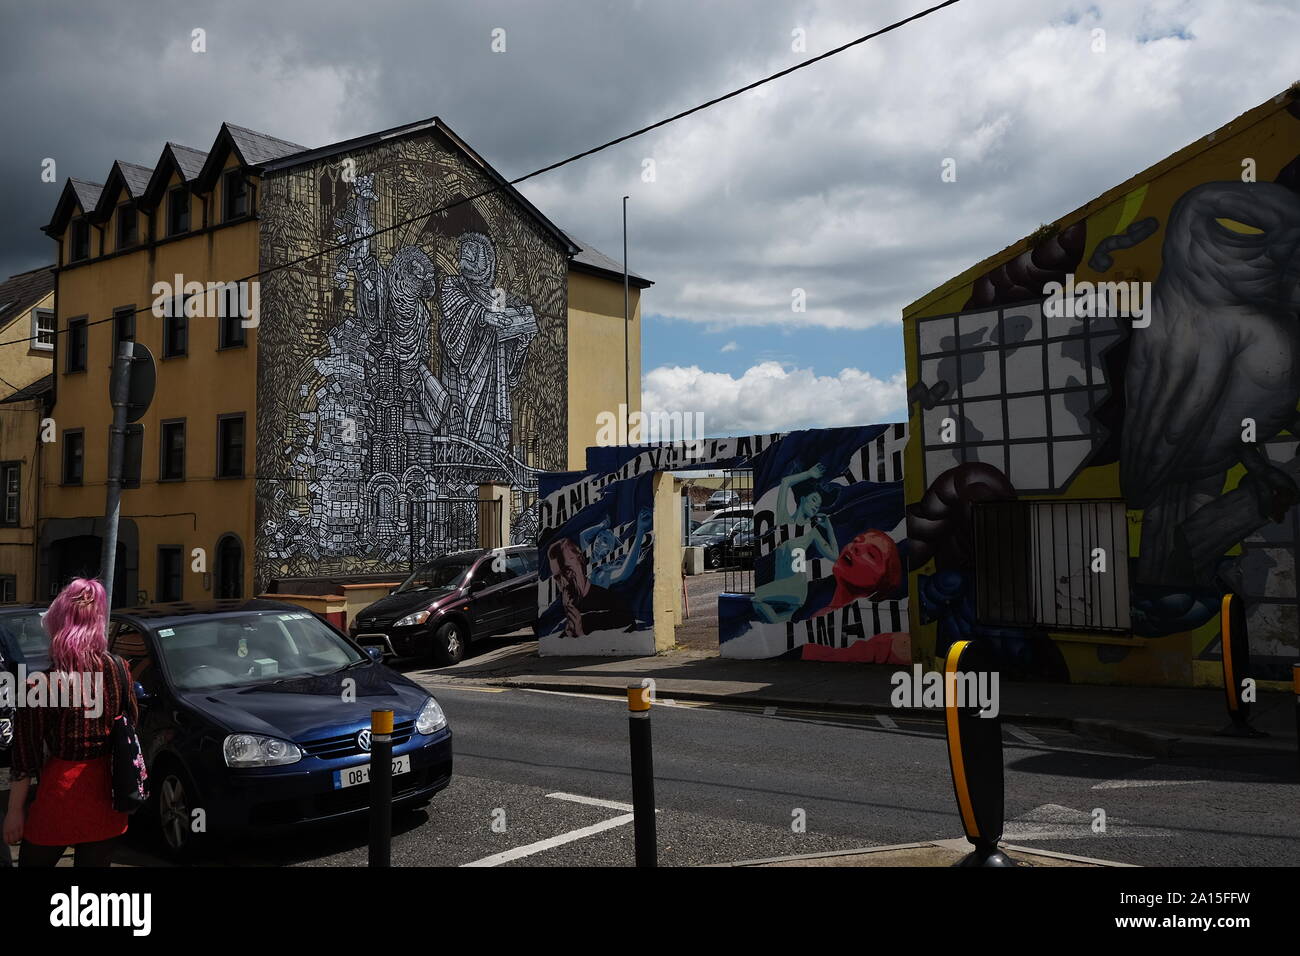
(394, 607, 434, 627)
(223, 733, 303, 768)
(416, 696, 447, 735)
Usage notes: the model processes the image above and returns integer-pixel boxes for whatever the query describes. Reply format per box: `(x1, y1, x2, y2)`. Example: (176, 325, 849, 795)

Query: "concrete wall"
(565, 270, 642, 471)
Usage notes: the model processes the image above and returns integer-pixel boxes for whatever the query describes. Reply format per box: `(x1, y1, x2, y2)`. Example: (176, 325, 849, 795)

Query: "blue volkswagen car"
(107, 600, 453, 858)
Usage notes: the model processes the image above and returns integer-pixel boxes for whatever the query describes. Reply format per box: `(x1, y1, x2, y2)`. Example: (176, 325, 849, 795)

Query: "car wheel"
(705, 549, 718, 570)
(432, 620, 466, 666)
(152, 762, 204, 861)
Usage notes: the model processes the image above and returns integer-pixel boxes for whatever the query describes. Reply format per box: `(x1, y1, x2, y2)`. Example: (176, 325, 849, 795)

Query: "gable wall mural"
(255, 132, 568, 590)
(903, 94, 1300, 688)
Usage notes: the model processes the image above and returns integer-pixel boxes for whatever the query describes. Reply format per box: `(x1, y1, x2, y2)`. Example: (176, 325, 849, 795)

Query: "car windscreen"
(0, 612, 49, 664)
(396, 559, 474, 593)
(153, 612, 366, 691)
(694, 518, 744, 536)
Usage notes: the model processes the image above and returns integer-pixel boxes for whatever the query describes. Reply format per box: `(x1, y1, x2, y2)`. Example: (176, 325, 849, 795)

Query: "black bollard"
(369, 709, 394, 867)
(627, 682, 657, 867)
(1293, 664, 1299, 779)
(942, 639, 1015, 867)
(1220, 593, 1266, 738)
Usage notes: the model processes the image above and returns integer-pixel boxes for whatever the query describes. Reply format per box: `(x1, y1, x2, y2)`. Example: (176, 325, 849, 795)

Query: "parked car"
(712, 505, 754, 521)
(107, 599, 452, 858)
(0, 604, 49, 769)
(352, 545, 538, 665)
(705, 489, 741, 510)
(731, 524, 757, 569)
(688, 516, 752, 569)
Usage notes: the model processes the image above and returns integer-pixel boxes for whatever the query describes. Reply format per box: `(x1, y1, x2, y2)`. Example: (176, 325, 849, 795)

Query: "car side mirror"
(470, 578, 488, 592)
(133, 681, 154, 704)
(366, 646, 384, 662)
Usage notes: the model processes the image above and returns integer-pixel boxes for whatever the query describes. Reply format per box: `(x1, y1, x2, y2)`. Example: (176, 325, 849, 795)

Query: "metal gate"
(407, 496, 504, 571)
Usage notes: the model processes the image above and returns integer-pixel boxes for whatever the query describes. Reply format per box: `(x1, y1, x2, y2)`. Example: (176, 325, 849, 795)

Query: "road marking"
(875, 714, 898, 730)
(461, 813, 636, 867)
(1005, 724, 1042, 745)
(433, 684, 507, 694)
(763, 706, 778, 716)
(546, 791, 635, 812)
(1091, 778, 1204, 790)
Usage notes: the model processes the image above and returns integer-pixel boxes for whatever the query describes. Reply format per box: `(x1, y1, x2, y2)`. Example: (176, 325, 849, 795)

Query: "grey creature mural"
(1120, 180, 1300, 588)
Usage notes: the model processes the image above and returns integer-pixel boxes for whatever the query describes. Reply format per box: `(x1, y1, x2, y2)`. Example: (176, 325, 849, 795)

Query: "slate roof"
(0, 266, 55, 330)
(117, 161, 155, 198)
(168, 143, 208, 180)
(563, 230, 652, 287)
(69, 179, 103, 212)
(225, 124, 308, 166)
(0, 373, 54, 404)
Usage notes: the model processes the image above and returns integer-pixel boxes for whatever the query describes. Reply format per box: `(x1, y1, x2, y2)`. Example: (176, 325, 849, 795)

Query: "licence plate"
(333, 755, 411, 789)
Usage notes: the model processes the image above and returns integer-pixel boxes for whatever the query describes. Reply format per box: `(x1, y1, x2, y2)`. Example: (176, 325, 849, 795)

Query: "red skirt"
(24, 755, 128, 846)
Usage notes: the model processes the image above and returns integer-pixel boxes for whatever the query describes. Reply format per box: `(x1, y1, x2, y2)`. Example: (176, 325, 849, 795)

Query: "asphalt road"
(57, 681, 1299, 867)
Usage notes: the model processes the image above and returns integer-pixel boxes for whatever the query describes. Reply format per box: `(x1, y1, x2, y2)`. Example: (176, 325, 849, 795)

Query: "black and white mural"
(255, 135, 567, 588)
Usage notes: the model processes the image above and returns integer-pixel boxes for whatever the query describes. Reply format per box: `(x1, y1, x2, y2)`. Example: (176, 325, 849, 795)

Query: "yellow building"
(0, 267, 55, 602)
(39, 117, 650, 605)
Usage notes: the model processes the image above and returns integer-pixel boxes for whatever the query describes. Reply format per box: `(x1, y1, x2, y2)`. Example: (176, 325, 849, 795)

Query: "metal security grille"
(722, 466, 755, 594)
(972, 499, 1130, 632)
(407, 496, 503, 571)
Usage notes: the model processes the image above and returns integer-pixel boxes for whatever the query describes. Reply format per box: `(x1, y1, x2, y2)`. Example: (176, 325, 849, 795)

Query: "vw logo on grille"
(357, 729, 372, 752)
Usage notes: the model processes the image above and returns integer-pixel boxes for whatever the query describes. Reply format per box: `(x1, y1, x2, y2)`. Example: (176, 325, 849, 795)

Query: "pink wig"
(45, 577, 108, 673)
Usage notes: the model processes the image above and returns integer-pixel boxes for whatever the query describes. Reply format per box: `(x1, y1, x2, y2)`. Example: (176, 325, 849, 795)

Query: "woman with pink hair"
(2, 578, 139, 866)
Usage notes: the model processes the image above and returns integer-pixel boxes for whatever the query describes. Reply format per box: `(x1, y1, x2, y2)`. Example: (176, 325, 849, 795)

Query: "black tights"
(18, 838, 116, 867)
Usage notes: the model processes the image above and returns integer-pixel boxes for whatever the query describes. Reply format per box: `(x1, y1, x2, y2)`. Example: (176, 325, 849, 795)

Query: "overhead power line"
(0, 0, 963, 351)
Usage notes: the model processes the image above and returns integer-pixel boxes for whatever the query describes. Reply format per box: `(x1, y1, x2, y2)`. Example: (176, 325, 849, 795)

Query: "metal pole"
(627, 682, 656, 867)
(369, 708, 394, 867)
(623, 195, 630, 443)
(100, 341, 133, 615)
(1293, 663, 1299, 779)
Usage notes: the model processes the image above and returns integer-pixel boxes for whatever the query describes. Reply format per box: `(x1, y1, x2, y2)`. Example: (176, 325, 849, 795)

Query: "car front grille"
(300, 720, 417, 759)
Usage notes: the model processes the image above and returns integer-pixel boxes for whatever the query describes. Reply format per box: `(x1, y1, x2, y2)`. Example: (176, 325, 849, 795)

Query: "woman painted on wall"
(827, 529, 902, 611)
(750, 463, 841, 623)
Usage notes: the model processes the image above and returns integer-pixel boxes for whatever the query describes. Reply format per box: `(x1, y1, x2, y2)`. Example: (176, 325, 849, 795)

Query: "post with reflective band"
(369, 709, 394, 867)
(627, 682, 657, 867)
(1219, 593, 1264, 738)
(1293, 664, 1299, 778)
(942, 640, 1015, 867)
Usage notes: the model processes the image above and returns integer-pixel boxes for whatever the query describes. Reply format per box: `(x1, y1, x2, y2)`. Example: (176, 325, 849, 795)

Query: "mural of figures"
(903, 95, 1300, 686)
(255, 135, 567, 589)
(536, 470, 657, 655)
(718, 424, 910, 660)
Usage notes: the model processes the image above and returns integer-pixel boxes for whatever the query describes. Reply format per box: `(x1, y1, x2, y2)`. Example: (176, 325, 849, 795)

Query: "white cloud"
(643, 362, 907, 435)
(719, 340, 739, 352)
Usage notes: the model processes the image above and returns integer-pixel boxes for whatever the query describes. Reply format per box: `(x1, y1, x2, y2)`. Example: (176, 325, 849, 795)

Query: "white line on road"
(1091, 778, 1205, 790)
(460, 813, 636, 867)
(1005, 724, 1043, 745)
(763, 706, 778, 716)
(875, 714, 898, 730)
(545, 791, 635, 811)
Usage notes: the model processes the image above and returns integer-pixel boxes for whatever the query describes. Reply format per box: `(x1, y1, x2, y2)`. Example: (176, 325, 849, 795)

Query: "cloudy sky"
(1, 0, 1295, 435)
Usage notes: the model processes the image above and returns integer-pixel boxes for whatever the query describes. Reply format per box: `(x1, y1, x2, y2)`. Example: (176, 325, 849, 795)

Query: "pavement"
(421, 634, 1299, 761)
(720, 838, 1132, 867)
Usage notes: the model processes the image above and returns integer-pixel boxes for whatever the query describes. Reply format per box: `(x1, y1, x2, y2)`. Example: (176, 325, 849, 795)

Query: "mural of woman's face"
(797, 490, 822, 521)
(833, 530, 901, 598)
(591, 529, 617, 561)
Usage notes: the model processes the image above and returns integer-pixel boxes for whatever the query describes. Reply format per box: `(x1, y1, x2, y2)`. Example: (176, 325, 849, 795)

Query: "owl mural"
(1120, 180, 1300, 587)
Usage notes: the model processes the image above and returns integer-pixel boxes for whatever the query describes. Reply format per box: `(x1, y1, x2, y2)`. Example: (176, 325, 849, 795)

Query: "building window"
(0, 576, 15, 604)
(123, 424, 143, 489)
(116, 203, 138, 249)
(163, 295, 188, 357)
(156, 546, 182, 603)
(167, 186, 190, 236)
(223, 169, 249, 221)
(971, 499, 1131, 633)
(0, 462, 19, 526)
(31, 308, 54, 350)
(113, 306, 136, 348)
(70, 219, 90, 262)
(914, 299, 1122, 495)
(219, 308, 246, 349)
(216, 535, 243, 599)
(62, 430, 84, 485)
(216, 414, 245, 478)
(66, 316, 88, 372)
(160, 419, 186, 481)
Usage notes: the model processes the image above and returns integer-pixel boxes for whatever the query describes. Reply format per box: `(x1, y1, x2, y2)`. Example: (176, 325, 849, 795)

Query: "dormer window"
(223, 170, 249, 221)
(117, 202, 138, 249)
(69, 218, 90, 262)
(167, 186, 190, 236)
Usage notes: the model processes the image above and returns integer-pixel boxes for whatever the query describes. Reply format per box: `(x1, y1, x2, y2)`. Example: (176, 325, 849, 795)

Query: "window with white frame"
(31, 308, 54, 350)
